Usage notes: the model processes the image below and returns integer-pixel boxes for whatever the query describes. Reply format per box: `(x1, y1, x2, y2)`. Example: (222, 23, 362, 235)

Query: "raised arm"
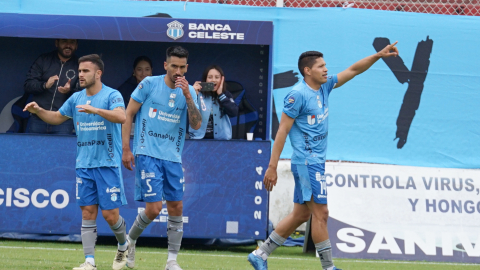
(23, 101, 69, 125)
(176, 76, 202, 130)
(335, 41, 399, 89)
(122, 98, 142, 170)
(263, 112, 295, 191)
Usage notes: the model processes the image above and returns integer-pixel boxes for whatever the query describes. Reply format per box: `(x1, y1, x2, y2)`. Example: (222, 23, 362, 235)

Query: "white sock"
(118, 241, 128, 252)
(254, 250, 268, 261)
(85, 256, 95, 266)
(167, 251, 178, 262)
(325, 267, 335, 270)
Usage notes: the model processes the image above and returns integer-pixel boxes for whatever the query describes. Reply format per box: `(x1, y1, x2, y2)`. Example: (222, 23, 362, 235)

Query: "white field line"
(0, 245, 478, 266)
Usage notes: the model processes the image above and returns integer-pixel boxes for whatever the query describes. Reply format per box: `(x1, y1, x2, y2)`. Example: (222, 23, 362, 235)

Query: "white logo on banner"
(167, 20, 184, 40)
(0, 188, 69, 209)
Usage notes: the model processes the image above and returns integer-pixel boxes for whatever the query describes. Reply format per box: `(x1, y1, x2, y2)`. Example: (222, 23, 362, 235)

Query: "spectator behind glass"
(190, 65, 238, 140)
(117, 56, 153, 108)
(24, 39, 79, 134)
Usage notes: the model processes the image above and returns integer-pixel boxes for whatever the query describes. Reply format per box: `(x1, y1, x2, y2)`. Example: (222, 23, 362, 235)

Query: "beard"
(80, 79, 95, 89)
(58, 47, 74, 59)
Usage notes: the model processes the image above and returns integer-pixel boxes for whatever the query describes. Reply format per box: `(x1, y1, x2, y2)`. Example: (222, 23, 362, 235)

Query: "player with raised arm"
(248, 42, 399, 270)
(121, 46, 201, 270)
(24, 54, 129, 270)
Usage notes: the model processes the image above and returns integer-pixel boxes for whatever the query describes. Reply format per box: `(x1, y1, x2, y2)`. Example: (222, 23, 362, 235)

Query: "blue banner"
(0, 134, 270, 239)
(1, 1, 479, 168)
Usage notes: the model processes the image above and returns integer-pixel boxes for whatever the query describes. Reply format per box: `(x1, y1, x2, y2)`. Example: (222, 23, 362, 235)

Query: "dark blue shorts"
(134, 155, 184, 202)
(291, 163, 327, 204)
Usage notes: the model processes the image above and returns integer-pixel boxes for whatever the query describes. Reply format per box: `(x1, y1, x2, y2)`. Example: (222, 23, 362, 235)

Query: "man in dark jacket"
(24, 39, 79, 134)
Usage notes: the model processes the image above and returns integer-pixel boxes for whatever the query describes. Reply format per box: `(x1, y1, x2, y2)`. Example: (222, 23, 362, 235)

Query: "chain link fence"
(136, 0, 480, 15)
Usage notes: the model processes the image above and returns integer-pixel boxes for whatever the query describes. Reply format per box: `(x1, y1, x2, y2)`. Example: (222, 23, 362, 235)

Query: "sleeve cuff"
(282, 109, 296, 119)
(218, 93, 227, 101)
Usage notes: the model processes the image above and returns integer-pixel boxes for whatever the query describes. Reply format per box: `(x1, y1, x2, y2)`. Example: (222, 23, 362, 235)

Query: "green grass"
(0, 239, 478, 270)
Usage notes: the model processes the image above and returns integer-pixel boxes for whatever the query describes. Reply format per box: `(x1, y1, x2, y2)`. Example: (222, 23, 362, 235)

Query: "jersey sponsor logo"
(307, 115, 316, 125)
(288, 96, 295, 104)
(148, 130, 175, 142)
(170, 93, 176, 99)
(167, 20, 184, 40)
(86, 100, 91, 105)
(77, 121, 106, 132)
(313, 132, 328, 141)
(144, 193, 157, 197)
(77, 140, 105, 147)
(138, 83, 143, 90)
(157, 109, 181, 124)
(176, 127, 184, 152)
(149, 108, 157, 118)
(106, 187, 121, 193)
(111, 97, 123, 104)
(140, 119, 146, 144)
(107, 133, 114, 158)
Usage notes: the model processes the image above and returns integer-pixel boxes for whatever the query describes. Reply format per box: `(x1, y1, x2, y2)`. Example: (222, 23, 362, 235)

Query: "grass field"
(1, 239, 478, 270)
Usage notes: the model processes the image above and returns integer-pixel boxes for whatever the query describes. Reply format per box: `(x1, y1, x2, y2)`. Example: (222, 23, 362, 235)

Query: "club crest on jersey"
(307, 115, 316, 125)
(111, 193, 118, 202)
(149, 107, 157, 118)
(318, 100, 322, 108)
(168, 99, 175, 108)
(86, 100, 91, 105)
(288, 96, 295, 104)
(167, 20, 184, 40)
(138, 83, 143, 90)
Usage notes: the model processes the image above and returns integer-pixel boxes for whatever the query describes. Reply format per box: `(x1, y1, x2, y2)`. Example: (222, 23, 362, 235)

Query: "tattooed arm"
(186, 96, 202, 130)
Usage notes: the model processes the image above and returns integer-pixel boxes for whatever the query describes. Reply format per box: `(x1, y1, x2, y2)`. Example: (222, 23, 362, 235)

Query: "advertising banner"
(0, 134, 270, 240)
(325, 162, 480, 263)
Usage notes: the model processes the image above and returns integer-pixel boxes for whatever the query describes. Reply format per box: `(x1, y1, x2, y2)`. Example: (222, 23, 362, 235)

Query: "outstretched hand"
(58, 79, 71, 94)
(23, 101, 41, 114)
(76, 104, 98, 114)
(378, 41, 399, 58)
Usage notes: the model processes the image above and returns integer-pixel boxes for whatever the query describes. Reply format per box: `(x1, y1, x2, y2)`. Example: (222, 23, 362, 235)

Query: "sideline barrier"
(0, 134, 270, 240)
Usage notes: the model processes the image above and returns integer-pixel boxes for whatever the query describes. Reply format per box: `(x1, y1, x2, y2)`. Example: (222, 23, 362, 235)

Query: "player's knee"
(145, 205, 162, 220)
(312, 209, 329, 224)
(167, 201, 183, 215)
(297, 211, 311, 223)
(102, 211, 118, 225)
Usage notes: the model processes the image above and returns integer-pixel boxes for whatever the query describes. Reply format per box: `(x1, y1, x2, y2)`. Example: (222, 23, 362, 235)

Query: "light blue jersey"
(59, 84, 125, 168)
(131, 75, 198, 163)
(283, 75, 338, 165)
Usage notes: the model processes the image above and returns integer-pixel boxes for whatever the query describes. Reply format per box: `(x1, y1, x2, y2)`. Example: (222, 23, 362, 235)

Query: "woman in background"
(190, 65, 238, 140)
(118, 56, 152, 107)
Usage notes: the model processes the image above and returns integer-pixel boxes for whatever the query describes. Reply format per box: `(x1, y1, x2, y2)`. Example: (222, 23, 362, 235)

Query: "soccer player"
(24, 54, 129, 270)
(121, 46, 201, 270)
(248, 42, 399, 270)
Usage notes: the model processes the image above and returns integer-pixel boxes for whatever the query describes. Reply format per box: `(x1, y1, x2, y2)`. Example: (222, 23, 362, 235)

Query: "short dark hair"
(79, 54, 104, 73)
(133, 56, 152, 69)
(166, 46, 189, 60)
(298, 51, 324, 77)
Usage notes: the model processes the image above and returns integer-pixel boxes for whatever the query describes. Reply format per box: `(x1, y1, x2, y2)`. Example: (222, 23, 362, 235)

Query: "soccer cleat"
(165, 260, 183, 270)
(126, 240, 136, 268)
(248, 251, 268, 270)
(112, 247, 128, 270)
(332, 268, 342, 270)
(73, 262, 97, 270)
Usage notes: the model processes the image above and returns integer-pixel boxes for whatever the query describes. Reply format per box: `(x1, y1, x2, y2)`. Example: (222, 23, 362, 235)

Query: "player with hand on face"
(122, 46, 201, 270)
